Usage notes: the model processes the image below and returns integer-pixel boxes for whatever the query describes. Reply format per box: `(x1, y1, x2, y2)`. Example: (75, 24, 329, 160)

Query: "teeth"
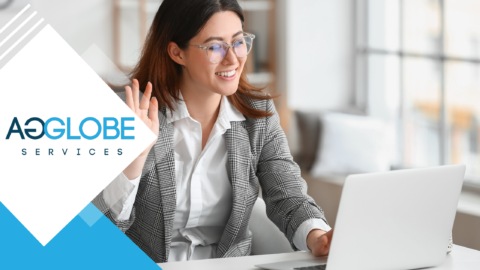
(216, 69, 236, 77)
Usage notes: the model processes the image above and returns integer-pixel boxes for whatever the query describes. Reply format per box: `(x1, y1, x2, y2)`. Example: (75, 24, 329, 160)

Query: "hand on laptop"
(307, 228, 334, 257)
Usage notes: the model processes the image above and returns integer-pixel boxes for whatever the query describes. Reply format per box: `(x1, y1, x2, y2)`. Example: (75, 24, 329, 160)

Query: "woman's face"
(181, 11, 247, 96)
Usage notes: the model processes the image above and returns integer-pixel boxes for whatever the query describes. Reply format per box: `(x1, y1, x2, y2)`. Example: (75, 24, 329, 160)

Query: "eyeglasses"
(190, 32, 255, 64)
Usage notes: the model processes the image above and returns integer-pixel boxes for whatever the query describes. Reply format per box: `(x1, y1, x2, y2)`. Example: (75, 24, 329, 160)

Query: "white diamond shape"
(0, 25, 156, 246)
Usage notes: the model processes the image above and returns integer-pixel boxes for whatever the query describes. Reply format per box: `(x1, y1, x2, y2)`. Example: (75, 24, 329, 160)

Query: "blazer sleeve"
(92, 150, 156, 233)
(91, 90, 142, 233)
(256, 98, 329, 251)
(92, 190, 136, 233)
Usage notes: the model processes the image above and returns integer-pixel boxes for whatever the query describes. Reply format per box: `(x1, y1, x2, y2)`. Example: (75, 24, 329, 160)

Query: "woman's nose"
(222, 46, 238, 65)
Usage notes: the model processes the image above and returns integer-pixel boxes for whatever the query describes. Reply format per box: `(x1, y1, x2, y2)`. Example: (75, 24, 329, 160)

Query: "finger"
(149, 96, 159, 125)
(140, 82, 152, 119)
(316, 246, 328, 256)
(133, 79, 140, 110)
(140, 81, 152, 110)
(315, 234, 330, 256)
(314, 244, 327, 257)
(322, 242, 331, 256)
(125, 86, 134, 110)
(322, 234, 332, 255)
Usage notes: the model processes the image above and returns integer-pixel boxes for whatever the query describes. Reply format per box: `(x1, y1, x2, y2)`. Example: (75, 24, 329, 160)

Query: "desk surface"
(157, 245, 480, 270)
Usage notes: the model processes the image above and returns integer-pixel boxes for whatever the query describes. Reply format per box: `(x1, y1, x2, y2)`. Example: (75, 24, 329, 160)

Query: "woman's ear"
(167, 42, 186, 67)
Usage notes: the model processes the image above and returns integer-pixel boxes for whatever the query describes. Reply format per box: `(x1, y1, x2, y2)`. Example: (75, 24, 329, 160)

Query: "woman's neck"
(179, 80, 222, 127)
(180, 79, 222, 150)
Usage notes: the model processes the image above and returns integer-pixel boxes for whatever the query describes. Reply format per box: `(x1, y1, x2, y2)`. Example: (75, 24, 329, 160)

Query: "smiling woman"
(94, 0, 332, 264)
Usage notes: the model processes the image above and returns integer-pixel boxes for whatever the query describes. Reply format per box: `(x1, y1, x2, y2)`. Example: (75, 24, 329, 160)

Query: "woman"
(93, 0, 332, 263)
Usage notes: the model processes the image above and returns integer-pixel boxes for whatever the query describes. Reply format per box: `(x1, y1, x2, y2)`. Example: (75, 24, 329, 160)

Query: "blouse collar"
(166, 90, 246, 130)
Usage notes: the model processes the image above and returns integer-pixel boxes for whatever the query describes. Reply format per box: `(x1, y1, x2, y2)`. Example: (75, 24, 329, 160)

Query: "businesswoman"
(93, 0, 332, 263)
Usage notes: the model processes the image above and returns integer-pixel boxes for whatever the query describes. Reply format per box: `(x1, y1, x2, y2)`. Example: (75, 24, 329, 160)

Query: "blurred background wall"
(1, 0, 479, 251)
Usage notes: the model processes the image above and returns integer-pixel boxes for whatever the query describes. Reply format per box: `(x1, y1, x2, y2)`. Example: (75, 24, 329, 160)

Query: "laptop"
(255, 164, 465, 270)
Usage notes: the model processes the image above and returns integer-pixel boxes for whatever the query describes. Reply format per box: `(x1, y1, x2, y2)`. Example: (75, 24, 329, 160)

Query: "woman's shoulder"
(242, 93, 280, 135)
(243, 91, 277, 116)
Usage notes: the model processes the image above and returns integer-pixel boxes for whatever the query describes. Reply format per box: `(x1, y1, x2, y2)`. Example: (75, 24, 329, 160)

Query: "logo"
(6, 117, 136, 156)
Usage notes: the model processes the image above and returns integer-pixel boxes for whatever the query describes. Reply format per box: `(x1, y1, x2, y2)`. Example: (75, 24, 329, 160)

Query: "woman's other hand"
(122, 79, 159, 180)
(307, 228, 334, 257)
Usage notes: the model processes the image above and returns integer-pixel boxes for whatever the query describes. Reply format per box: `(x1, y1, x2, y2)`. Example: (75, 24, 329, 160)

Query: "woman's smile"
(215, 67, 238, 81)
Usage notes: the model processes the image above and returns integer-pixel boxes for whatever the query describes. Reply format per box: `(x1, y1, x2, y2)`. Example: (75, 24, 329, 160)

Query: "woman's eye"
(235, 39, 245, 46)
(209, 44, 222, 50)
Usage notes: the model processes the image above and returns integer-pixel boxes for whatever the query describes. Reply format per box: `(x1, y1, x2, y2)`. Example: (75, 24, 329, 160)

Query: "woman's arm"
(92, 79, 159, 232)
(256, 99, 330, 254)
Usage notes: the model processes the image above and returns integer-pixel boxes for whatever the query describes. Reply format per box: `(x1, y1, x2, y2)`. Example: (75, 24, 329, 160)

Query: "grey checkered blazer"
(93, 91, 327, 263)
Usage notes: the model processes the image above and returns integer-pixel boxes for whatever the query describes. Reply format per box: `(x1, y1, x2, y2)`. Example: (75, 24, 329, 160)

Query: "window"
(356, 0, 480, 185)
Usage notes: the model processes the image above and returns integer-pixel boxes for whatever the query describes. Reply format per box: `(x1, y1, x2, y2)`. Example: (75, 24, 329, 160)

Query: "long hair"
(129, 0, 274, 118)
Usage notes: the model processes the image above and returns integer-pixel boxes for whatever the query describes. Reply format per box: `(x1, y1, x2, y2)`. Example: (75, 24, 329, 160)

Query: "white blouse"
(103, 91, 331, 261)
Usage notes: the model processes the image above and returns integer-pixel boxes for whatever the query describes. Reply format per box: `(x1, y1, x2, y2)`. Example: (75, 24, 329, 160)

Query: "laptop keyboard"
(294, 264, 327, 270)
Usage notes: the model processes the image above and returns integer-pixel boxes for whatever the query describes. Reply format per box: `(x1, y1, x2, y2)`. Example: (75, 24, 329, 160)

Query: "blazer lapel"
(152, 107, 177, 260)
(216, 121, 251, 258)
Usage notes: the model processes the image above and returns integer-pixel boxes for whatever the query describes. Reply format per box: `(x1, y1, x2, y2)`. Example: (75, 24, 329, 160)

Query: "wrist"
(123, 154, 147, 180)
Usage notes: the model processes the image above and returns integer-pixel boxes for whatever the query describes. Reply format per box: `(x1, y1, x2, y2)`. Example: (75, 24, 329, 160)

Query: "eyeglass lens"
(207, 36, 253, 63)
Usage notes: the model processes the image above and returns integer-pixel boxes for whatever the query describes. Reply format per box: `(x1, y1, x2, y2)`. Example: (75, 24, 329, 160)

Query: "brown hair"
(129, 0, 274, 118)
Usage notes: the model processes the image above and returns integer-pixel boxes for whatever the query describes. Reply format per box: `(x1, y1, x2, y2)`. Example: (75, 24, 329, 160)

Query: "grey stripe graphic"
(0, 4, 30, 34)
(0, 11, 37, 49)
(0, 18, 44, 61)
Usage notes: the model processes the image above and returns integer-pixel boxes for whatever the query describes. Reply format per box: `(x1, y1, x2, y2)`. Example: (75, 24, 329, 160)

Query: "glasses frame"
(190, 32, 256, 64)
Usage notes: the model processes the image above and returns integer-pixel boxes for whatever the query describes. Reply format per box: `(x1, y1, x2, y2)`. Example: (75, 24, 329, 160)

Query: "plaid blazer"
(93, 91, 327, 263)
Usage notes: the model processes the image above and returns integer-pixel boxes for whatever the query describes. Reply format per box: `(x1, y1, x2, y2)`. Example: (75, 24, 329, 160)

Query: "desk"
(157, 245, 480, 270)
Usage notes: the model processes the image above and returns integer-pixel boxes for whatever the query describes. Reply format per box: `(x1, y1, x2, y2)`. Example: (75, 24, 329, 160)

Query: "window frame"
(355, 0, 480, 187)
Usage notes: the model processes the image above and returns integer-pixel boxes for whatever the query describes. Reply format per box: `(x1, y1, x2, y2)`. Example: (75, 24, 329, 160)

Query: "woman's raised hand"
(125, 79, 159, 157)
(122, 79, 159, 180)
